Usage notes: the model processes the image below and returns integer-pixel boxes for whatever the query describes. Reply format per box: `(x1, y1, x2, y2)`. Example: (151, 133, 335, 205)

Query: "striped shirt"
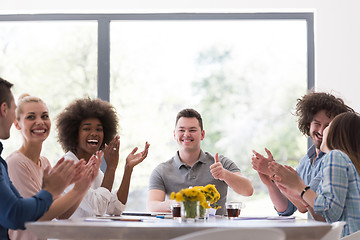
(314, 150, 360, 237)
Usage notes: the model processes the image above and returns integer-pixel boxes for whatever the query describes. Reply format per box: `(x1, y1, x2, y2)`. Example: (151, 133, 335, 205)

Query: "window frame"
(0, 12, 314, 101)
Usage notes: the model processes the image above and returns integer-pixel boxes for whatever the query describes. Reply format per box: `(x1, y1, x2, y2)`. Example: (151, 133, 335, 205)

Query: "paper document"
(235, 216, 295, 220)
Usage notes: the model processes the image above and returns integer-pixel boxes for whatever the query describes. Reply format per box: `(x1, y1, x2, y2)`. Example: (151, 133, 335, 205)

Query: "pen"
(113, 218, 143, 222)
(156, 215, 173, 219)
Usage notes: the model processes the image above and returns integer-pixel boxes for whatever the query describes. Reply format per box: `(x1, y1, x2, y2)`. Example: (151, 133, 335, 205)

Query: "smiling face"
(76, 117, 104, 160)
(15, 101, 50, 144)
(309, 109, 334, 150)
(174, 117, 205, 153)
(320, 123, 331, 153)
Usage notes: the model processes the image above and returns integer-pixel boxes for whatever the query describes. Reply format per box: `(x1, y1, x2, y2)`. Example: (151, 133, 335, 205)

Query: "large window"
(0, 13, 314, 217)
(0, 20, 97, 162)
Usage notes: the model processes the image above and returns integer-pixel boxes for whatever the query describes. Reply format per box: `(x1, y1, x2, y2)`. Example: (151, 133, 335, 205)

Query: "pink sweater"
(6, 150, 51, 240)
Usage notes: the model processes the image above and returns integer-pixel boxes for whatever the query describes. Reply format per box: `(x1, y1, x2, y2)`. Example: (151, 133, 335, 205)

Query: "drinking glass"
(171, 203, 182, 221)
(226, 202, 243, 220)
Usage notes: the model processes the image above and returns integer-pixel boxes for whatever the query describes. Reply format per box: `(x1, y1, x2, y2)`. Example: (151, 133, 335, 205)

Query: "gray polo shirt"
(149, 150, 240, 215)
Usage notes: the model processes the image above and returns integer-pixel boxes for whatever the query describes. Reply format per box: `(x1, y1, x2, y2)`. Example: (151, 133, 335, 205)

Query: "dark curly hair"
(56, 98, 118, 153)
(295, 91, 354, 136)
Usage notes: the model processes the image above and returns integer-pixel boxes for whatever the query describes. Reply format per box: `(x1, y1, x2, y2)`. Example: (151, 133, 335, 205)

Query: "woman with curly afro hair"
(56, 97, 150, 218)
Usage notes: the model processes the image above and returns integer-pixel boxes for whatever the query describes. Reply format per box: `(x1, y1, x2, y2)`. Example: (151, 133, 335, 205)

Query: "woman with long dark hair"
(270, 112, 360, 237)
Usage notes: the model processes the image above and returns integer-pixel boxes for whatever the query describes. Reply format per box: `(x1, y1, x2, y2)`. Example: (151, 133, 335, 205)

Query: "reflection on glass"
(110, 20, 308, 214)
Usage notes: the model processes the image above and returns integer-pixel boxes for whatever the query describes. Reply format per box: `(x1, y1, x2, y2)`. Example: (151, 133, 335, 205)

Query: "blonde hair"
(16, 93, 46, 120)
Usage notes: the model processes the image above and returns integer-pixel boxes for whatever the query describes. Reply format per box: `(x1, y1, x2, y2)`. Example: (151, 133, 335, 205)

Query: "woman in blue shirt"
(269, 112, 360, 237)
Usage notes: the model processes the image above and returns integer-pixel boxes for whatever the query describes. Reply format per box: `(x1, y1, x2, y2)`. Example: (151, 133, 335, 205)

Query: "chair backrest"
(320, 221, 346, 240)
(171, 228, 286, 240)
(341, 230, 360, 240)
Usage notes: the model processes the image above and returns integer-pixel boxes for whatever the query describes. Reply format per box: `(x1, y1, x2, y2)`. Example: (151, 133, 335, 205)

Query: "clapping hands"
(269, 161, 306, 200)
(125, 141, 150, 169)
(104, 136, 120, 170)
(251, 148, 275, 176)
(73, 151, 102, 193)
(42, 158, 76, 198)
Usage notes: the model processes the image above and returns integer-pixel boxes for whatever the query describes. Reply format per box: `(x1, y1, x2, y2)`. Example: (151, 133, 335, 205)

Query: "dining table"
(25, 213, 332, 240)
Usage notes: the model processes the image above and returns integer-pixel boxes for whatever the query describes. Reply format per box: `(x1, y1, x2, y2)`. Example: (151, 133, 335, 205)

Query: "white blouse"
(63, 151, 125, 218)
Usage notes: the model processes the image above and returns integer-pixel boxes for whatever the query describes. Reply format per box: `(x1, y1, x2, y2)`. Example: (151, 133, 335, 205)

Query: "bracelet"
(300, 186, 310, 199)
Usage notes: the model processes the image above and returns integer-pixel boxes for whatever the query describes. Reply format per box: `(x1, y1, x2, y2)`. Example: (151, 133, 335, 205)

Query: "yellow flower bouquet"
(194, 184, 221, 218)
(170, 184, 220, 220)
(199, 184, 221, 208)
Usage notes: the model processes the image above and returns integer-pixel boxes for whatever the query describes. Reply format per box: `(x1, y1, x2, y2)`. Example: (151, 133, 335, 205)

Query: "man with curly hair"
(56, 98, 150, 218)
(251, 91, 354, 217)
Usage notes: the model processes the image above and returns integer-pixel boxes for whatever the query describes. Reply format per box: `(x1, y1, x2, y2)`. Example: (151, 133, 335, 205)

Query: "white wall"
(2, 0, 360, 111)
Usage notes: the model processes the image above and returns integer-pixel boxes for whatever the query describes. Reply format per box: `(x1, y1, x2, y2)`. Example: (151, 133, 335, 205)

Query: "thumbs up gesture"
(210, 153, 226, 181)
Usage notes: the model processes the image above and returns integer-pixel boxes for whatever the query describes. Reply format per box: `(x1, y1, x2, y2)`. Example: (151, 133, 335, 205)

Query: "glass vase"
(198, 201, 209, 221)
(182, 200, 199, 222)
